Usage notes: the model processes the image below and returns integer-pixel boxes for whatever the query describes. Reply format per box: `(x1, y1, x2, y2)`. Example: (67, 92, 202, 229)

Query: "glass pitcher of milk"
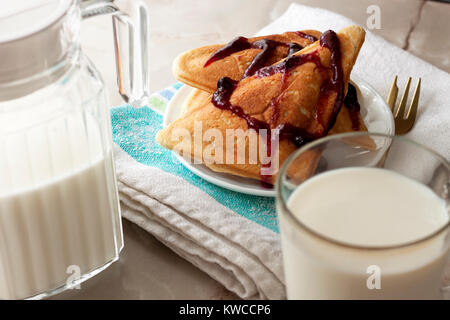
(277, 133, 450, 299)
(0, 0, 149, 299)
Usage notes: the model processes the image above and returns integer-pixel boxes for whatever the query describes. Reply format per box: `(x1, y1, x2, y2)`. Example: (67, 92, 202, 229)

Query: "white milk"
(280, 167, 449, 299)
(0, 111, 122, 299)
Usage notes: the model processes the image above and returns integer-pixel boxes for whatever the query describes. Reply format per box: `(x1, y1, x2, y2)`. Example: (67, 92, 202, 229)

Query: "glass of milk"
(276, 132, 450, 299)
(0, 1, 149, 299)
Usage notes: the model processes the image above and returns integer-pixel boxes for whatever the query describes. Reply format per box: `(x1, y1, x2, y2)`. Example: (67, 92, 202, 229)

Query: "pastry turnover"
(173, 29, 368, 135)
(157, 26, 368, 184)
(173, 30, 322, 92)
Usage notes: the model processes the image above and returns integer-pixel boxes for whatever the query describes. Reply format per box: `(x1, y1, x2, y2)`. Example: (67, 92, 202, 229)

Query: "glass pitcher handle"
(81, 0, 150, 106)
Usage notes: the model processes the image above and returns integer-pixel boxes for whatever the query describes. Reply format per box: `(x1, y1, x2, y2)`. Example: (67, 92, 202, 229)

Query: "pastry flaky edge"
(173, 30, 322, 93)
(157, 26, 367, 184)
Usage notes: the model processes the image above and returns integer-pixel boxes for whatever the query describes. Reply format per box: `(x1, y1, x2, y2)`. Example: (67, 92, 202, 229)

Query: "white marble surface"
(56, 0, 450, 299)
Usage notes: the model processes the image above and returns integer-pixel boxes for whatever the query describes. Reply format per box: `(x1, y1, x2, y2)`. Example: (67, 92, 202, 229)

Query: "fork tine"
(394, 77, 411, 119)
(387, 75, 398, 112)
(405, 78, 421, 122)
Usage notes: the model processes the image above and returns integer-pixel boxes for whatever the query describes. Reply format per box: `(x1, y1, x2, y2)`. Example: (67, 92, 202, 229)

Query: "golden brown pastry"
(173, 30, 322, 92)
(157, 26, 367, 185)
(184, 86, 368, 135)
(174, 29, 367, 134)
(180, 88, 211, 115)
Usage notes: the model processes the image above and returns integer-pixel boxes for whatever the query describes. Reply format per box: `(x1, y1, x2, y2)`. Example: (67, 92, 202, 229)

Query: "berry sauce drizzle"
(212, 78, 271, 134)
(203, 34, 313, 78)
(212, 77, 313, 186)
(203, 37, 252, 68)
(318, 30, 344, 131)
(242, 39, 283, 78)
(207, 30, 356, 186)
(344, 83, 361, 130)
(295, 31, 318, 42)
(254, 52, 323, 78)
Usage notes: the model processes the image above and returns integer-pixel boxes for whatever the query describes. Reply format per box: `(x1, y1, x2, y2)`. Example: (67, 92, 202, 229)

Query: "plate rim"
(163, 77, 394, 197)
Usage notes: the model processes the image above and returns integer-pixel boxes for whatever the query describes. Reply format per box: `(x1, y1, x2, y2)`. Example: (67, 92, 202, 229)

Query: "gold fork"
(378, 76, 421, 166)
(387, 76, 421, 135)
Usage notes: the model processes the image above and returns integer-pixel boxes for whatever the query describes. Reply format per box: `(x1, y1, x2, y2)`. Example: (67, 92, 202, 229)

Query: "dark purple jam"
(344, 82, 361, 130)
(212, 78, 313, 148)
(295, 31, 318, 42)
(208, 30, 358, 185)
(254, 51, 323, 78)
(287, 43, 303, 56)
(242, 39, 280, 78)
(212, 77, 313, 187)
(212, 77, 270, 133)
(203, 36, 252, 67)
(318, 30, 344, 132)
(203, 34, 319, 78)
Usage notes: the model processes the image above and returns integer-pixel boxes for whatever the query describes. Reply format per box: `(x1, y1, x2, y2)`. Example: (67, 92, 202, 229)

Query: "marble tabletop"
(56, 0, 450, 299)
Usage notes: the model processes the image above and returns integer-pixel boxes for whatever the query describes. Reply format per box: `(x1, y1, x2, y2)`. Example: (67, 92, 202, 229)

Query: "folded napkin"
(111, 4, 450, 300)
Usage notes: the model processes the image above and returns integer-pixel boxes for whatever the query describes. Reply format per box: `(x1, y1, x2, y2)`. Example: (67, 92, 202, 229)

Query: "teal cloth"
(111, 83, 278, 233)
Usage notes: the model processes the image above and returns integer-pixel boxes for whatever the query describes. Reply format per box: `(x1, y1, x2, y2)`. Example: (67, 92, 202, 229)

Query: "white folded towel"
(114, 145, 284, 299)
(113, 3, 450, 300)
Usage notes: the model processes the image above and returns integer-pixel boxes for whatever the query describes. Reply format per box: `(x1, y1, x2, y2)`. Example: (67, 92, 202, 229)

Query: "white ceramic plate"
(163, 75, 394, 197)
